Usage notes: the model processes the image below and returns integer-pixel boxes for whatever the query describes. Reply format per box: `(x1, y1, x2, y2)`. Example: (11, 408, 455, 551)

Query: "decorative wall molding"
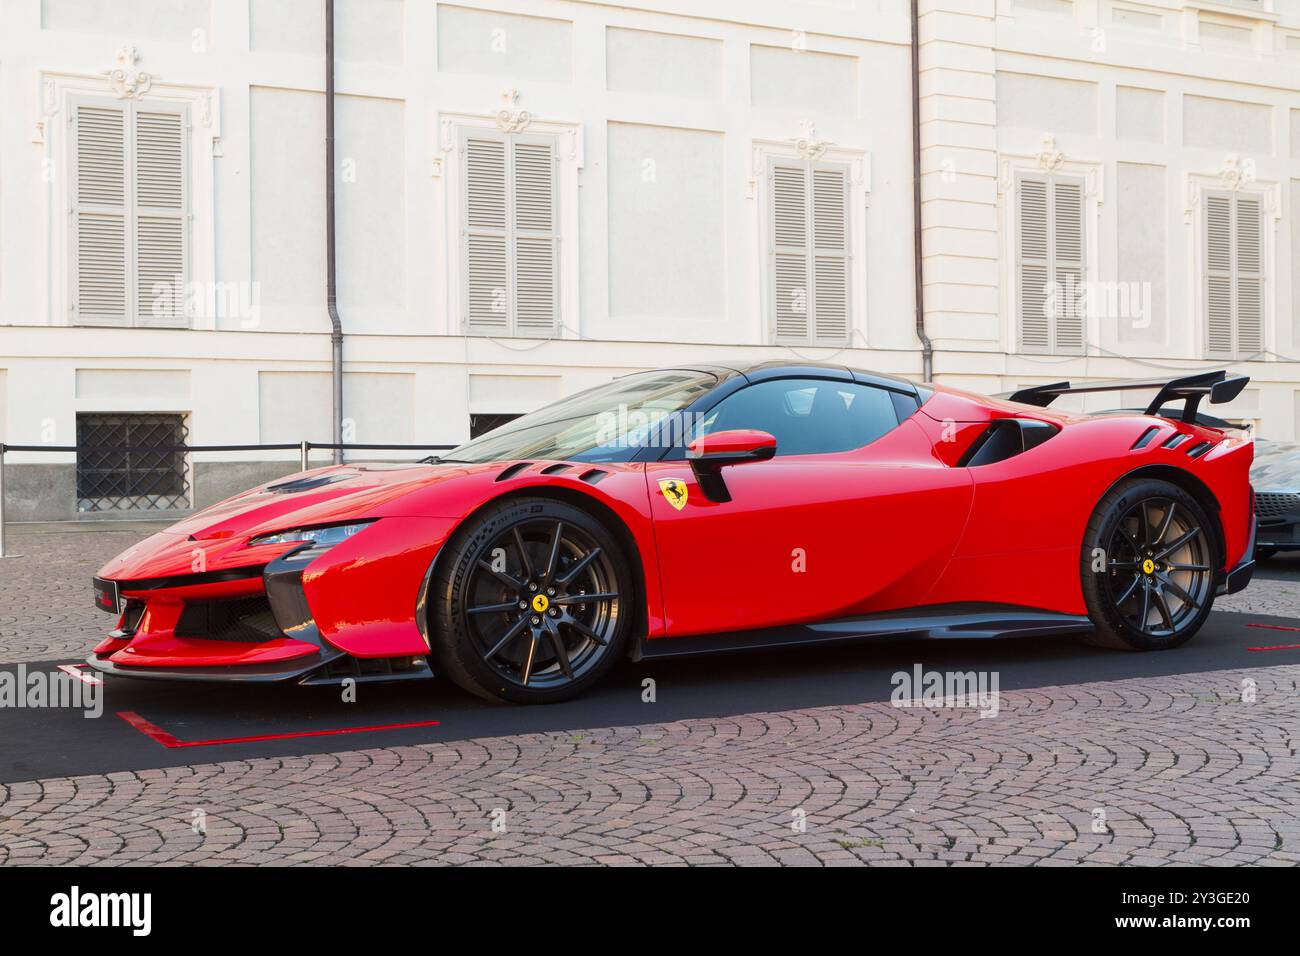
(494, 88, 532, 133)
(104, 46, 155, 101)
(1184, 165, 1281, 224)
(791, 120, 832, 162)
(435, 102, 584, 178)
(1033, 134, 1066, 172)
(748, 128, 869, 201)
(1217, 153, 1256, 191)
(997, 145, 1104, 204)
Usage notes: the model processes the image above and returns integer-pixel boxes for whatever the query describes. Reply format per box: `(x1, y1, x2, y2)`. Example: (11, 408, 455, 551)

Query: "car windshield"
(439, 370, 719, 464)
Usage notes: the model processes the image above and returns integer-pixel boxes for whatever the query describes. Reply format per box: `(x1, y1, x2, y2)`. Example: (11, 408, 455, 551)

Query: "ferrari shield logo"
(658, 478, 689, 511)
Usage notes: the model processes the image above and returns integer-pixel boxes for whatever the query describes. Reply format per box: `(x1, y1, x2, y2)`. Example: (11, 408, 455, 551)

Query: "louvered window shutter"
(1234, 195, 1263, 357)
(1017, 176, 1050, 352)
(71, 98, 187, 328)
(811, 167, 850, 344)
(1204, 194, 1234, 357)
(73, 102, 129, 325)
(462, 131, 558, 337)
(464, 135, 509, 334)
(135, 107, 187, 326)
(1052, 180, 1085, 352)
(1017, 173, 1086, 354)
(771, 162, 809, 342)
(1204, 191, 1264, 359)
(511, 138, 557, 335)
(771, 160, 850, 345)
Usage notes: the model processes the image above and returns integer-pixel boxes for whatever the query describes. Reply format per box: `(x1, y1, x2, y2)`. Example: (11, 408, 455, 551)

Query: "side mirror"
(686, 429, 777, 502)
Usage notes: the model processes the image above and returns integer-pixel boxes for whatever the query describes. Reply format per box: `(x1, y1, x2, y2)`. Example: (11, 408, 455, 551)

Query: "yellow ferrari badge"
(658, 478, 689, 511)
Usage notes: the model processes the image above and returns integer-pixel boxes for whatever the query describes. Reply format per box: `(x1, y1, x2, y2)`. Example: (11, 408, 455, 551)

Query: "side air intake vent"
(1186, 441, 1213, 459)
(1161, 433, 1189, 450)
(1131, 426, 1160, 450)
(539, 463, 573, 475)
(957, 419, 1060, 468)
(495, 462, 533, 482)
(579, 468, 609, 485)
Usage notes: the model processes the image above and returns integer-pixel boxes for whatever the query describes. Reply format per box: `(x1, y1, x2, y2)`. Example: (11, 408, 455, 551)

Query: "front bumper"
(86, 650, 342, 683)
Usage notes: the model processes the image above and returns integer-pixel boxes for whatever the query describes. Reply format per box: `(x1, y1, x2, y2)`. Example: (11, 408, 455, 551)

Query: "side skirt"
(632, 603, 1094, 662)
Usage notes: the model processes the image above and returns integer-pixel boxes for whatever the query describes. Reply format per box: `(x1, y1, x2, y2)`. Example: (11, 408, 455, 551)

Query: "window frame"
(766, 155, 853, 347)
(458, 125, 560, 338)
(68, 94, 191, 330)
(1201, 187, 1265, 360)
(39, 70, 217, 331)
(998, 154, 1101, 357)
(75, 412, 192, 513)
(1014, 169, 1088, 355)
(658, 374, 908, 462)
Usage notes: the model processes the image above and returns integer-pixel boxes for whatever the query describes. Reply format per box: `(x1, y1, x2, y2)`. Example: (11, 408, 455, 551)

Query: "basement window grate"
(76, 413, 191, 512)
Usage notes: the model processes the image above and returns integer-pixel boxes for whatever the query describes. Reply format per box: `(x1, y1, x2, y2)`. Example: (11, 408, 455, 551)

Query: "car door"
(645, 375, 974, 637)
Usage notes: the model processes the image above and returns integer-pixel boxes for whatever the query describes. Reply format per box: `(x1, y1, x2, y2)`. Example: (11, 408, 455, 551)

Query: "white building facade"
(0, 0, 1298, 519)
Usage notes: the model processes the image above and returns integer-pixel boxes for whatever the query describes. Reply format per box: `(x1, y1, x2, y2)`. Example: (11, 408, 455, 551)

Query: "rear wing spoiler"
(998, 370, 1249, 424)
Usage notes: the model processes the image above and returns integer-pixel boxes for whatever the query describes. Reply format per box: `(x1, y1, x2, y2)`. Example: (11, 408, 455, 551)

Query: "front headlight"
(249, 521, 374, 549)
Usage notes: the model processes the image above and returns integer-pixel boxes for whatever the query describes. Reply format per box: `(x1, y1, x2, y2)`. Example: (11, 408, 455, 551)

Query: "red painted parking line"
(1244, 623, 1300, 651)
(116, 710, 440, 749)
(57, 664, 103, 686)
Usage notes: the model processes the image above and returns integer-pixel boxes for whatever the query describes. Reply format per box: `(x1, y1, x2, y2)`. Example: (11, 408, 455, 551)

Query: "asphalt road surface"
(3, 607, 1294, 784)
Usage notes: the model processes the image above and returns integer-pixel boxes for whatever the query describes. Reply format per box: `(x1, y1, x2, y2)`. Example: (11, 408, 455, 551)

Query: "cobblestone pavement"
(0, 524, 153, 665)
(1, 526, 1298, 866)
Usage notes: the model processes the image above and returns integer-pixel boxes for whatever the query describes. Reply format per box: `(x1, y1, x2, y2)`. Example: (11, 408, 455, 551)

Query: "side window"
(696, 378, 901, 457)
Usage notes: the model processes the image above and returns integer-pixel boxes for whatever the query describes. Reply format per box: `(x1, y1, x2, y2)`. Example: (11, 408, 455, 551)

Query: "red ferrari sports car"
(88, 362, 1256, 703)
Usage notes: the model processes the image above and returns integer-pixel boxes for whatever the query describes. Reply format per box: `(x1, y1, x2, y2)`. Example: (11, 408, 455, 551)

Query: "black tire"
(1081, 478, 1218, 651)
(430, 497, 634, 704)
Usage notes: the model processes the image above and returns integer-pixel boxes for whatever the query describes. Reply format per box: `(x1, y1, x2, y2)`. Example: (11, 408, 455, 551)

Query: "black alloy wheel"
(431, 498, 633, 703)
(1082, 478, 1218, 651)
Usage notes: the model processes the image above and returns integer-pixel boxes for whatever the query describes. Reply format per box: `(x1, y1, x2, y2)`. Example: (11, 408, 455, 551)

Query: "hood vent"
(266, 472, 352, 494)
(539, 463, 574, 475)
(579, 468, 609, 485)
(495, 462, 533, 482)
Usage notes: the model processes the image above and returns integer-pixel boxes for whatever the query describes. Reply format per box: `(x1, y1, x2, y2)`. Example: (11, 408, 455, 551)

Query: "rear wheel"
(430, 497, 633, 704)
(1081, 479, 1217, 651)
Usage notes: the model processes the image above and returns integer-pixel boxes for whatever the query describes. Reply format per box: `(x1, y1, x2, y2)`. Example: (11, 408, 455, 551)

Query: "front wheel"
(430, 497, 634, 704)
(1081, 479, 1218, 651)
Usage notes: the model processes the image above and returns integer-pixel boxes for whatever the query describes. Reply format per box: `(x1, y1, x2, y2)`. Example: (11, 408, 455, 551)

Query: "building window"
(1016, 172, 1086, 354)
(769, 159, 850, 346)
(76, 414, 190, 513)
(1204, 190, 1264, 359)
(469, 413, 522, 438)
(461, 129, 558, 337)
(70, 97, 188, 328)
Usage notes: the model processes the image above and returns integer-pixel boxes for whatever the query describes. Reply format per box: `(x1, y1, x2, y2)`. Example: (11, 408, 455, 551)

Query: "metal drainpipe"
(326, 0, 343, 465)
(910, 0, 934, 383)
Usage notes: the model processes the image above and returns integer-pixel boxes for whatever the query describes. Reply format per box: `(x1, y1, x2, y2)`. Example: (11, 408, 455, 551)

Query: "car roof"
(665, 360, 920, 394)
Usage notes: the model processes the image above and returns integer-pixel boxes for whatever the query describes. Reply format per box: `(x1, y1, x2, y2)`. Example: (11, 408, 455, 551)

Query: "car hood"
(96, 461, 491, 581)
(167, 462, 465, 541)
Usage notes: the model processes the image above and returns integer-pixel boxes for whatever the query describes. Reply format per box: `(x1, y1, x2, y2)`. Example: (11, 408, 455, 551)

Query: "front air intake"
(174, 596, 281, 643)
